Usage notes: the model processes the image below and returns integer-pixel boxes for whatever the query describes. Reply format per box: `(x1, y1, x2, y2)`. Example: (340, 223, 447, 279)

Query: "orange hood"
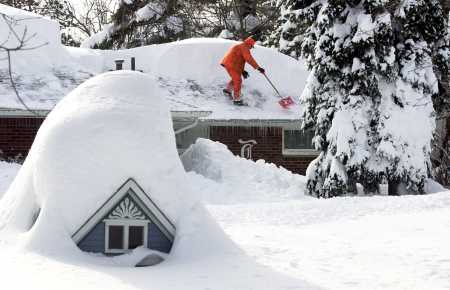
(244, 37, 256, 48)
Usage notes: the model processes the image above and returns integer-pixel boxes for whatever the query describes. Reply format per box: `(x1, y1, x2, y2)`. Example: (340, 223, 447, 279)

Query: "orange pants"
(223, 66, 242, 101)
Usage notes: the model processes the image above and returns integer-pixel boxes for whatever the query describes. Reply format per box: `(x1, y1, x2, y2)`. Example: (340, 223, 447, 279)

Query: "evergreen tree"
(301, 0, 396, 197)
(377, 0, 447, 194)
(265, 0, 318, 58)
(277, 0, 447, 197)
(430, 6, 449, 185)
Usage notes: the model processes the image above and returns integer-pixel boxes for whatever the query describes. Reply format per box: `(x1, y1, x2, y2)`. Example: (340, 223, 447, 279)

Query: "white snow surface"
(181, 138, 307, 204)
(1, 138, 450, 289)
(0, 70, 318, 290)
(0, 4, 93, 109)
(1, 17, 309, 119)
(0, 161, 20, 199)
(70, 38, 309, 120)
(0, 71, 197, 245)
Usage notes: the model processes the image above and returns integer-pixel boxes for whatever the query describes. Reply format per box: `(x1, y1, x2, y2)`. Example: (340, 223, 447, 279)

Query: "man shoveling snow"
(221, 37, 265, 106)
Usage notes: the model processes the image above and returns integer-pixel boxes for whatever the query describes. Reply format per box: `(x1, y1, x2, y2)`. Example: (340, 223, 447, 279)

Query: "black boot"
(233, 100, 246, 106)
(223, 89, 232, 98)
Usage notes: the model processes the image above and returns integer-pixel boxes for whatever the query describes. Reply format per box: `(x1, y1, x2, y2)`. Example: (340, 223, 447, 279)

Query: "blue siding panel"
(148, 222, 172, 253)
(78, 222, 105, 253)
(77, 191, 174, 254)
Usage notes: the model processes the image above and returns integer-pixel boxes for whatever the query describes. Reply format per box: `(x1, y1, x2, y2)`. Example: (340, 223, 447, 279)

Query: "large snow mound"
(0, 161, 20, 199)
(181, 138, 307, 204)
(0, 71, 196, 250)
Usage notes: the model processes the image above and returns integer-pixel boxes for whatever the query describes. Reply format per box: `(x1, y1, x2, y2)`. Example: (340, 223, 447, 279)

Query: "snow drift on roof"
(0, 71, 196, 250)
(0, 4, 94, 110)
(2, 31, 309, 119)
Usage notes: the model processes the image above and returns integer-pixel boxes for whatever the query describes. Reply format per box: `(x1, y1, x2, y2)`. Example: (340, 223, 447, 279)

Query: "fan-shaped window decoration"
(104, 197, 149, 253)
(72, 178, 175, 255)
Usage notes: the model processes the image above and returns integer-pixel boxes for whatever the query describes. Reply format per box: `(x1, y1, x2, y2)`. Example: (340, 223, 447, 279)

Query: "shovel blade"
(278, 96, 295, 109)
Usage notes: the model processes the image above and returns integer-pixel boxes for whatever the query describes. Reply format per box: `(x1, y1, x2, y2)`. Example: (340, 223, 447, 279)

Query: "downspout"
(175, 118, 199, 135)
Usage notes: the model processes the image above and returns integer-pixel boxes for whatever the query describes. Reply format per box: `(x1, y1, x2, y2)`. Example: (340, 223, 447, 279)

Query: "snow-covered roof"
(0, 4, 91, 108)
(1, 29, 309, 120)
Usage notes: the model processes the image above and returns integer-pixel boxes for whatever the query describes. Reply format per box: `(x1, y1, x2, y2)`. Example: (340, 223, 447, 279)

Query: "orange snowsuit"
(221, 37, 261, 100)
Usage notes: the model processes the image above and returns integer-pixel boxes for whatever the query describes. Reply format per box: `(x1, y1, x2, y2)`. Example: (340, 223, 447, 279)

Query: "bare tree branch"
(0, 13, 48, 116)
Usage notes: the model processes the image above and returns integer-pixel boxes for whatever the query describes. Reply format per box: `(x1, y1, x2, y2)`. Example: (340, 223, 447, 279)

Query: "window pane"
(108, 226, 124, 249)
(284, 130, 314, 149)
(129, 226, 144, 249)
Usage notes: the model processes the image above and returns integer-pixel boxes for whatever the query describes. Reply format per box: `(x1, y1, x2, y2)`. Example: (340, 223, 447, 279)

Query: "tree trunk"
(440, 0, 450, 16)
(388, 180, 400, 196)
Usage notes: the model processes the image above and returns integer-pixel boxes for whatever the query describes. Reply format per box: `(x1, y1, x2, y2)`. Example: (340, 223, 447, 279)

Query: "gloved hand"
(242, 70, 249, 79)
(258, 67, 265, 74)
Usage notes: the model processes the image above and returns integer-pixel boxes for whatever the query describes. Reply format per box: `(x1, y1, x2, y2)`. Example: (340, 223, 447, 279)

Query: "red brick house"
(0, 6, 317, 174)
(0, 106, 318, 175)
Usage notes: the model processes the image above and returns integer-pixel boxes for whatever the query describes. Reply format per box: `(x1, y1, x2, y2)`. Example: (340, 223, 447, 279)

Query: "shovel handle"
(262, 73, 283, 99)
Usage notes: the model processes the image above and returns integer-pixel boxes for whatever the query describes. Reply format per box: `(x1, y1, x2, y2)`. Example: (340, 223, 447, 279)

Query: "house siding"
(77, 192, 173, 254)
(78, 222, 105, 253)
(210, 126, 316, 175)
(0, 117, 45, 160)
(148, 222, 172, 253)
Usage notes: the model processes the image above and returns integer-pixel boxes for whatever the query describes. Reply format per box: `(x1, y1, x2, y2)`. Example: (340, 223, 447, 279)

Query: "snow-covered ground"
(209, 194, 450, 290)
(1, 140, 450, 290)
(1, 5, 450, 290)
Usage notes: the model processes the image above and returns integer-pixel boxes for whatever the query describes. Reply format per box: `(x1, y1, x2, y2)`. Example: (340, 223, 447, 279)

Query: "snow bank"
(0, 161, 21, 199)
(0, 4, 93, 109)
(181, 138, 307, 204)
(0, 71, 196, 252)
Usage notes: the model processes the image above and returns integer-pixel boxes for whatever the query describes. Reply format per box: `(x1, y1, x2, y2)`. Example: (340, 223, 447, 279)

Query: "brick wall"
(0, 117, 45, 160)
(210, 126, 316, 175)
(0, 118, 317, 175)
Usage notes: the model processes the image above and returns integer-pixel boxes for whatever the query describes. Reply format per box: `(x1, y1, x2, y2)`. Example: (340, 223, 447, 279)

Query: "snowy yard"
(1, 143, 450, 290)
(209, 195, 450, 290)
(1, 1, 449, 290)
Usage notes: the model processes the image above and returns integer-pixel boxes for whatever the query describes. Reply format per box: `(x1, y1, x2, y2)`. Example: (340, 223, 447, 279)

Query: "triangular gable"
(72, 178, 175, 244)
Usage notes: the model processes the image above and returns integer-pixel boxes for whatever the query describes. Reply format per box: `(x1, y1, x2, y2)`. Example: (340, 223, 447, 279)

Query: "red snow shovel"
(263, 73, 295, 109)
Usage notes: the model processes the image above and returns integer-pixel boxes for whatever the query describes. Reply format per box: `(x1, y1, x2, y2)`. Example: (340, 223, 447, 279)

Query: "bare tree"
(0, 13, 47, 115)
(39, 0, 117, 42)
(175, 0, 283, 40)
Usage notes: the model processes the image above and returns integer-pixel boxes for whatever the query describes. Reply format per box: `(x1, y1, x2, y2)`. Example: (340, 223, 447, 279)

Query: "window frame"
(282, 129, 320, 157)
(104, 219, 149, 254)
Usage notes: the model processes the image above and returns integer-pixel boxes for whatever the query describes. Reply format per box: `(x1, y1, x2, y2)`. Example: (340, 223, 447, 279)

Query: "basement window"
(282, 129, 319, 156)
(105, 220, 148, 254)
